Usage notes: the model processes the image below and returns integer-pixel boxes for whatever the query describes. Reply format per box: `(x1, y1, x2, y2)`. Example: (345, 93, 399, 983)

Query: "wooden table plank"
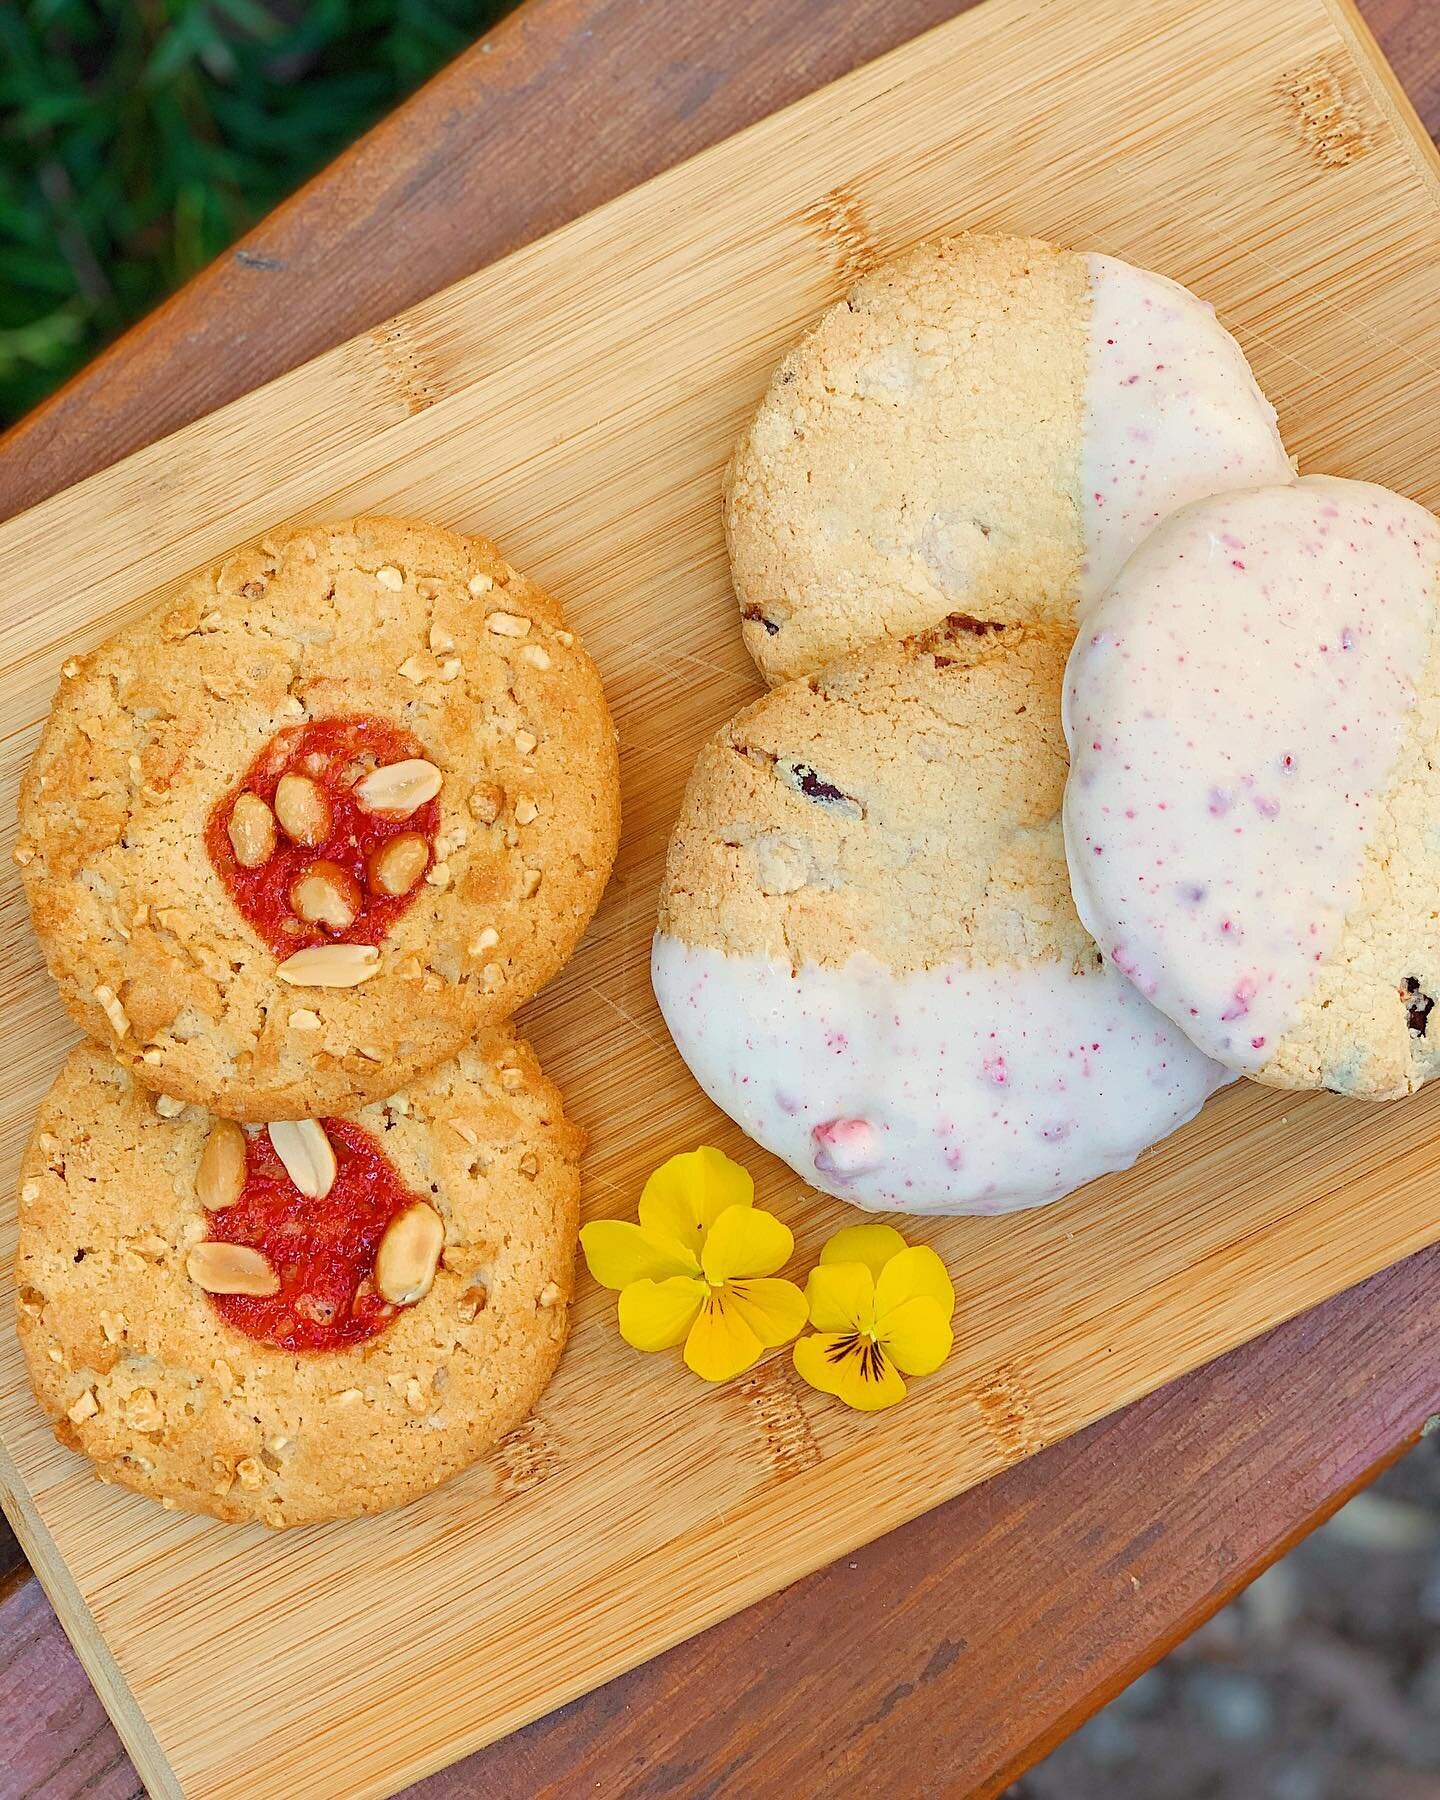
(1, 2, 1437, 1797)
(0, 1566, 141, 1800)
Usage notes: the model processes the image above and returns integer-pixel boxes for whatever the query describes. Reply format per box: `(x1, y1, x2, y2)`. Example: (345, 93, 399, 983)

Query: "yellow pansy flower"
(792, 1223, 955, 1411)
(580, 1146, 808, 1383)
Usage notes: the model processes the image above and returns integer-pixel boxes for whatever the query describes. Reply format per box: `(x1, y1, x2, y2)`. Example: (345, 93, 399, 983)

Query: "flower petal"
(580, 1219, 699, 1289)
(793, 1331, 907, 1410)
(830, 1340, 907, 1411)
(874, 1245, 955, 1325)
(877, 1295, 954, 1376)
(792, 1331, 855, 1399)
(725, 1277, 808, 1348)
(684, 1291, 764, 1382)
(701, 1202, 793, 1283)
(818, 1222, 909, 1280)
(639, 1146, 754, 1254)
(803, 1260, 875, 1334)
(618, 1277, 707, 1351)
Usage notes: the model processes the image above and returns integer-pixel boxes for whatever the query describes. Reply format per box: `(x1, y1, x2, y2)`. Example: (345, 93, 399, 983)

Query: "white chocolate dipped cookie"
(726, 234, 1293, 685)
(653, 617, 1227, 1214)
(1065, 476, 1440, 1101)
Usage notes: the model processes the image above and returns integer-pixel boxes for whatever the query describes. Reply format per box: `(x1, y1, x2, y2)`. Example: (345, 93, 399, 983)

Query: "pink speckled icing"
(1064, 476, 1440, 1074)
(1079, 254, 1293, 607)
(651, 935, 1227, 1215)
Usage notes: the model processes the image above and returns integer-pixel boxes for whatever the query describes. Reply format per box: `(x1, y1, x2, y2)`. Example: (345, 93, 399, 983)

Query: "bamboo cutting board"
(2, 0, 1439, 1792)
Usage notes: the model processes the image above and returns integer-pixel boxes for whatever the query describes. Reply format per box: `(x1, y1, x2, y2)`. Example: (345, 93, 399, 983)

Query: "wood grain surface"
(1, 2, 1439, 1798)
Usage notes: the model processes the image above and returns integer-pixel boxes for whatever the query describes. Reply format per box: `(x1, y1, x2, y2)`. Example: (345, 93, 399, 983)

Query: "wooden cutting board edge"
(1326, 0, 1440, 191)
(2, 2, 1438, 1796)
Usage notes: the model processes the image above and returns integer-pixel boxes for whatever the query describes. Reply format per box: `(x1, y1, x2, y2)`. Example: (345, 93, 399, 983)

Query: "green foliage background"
(0, 0, 510, 426)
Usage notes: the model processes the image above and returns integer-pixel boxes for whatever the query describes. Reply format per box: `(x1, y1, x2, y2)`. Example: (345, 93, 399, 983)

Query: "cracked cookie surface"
(16, 1035, 581, 1527)
(16, 516, 621, 1118)
(653, 618, 1225, 1214)
(1065, 476, 1440, 1099)
(726, 233, 1292, 685)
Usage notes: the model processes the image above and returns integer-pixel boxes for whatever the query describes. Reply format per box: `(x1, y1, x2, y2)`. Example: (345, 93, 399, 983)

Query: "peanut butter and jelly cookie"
(16, 516, 620, 1118)
(16, 1035, 581, 1527)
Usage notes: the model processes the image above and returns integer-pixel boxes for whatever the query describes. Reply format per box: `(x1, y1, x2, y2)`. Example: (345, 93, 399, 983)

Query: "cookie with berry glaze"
(1064, 476, 1440, 1099)
(726, 233, 1293, 685)
(653, 616, 1226, 1215)
(16, 1033, 580, 1528)
(15, 516, 620, 1119)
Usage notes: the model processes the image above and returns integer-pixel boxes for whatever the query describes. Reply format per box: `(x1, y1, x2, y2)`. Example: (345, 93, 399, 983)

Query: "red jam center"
(206, 1121, 420, 1351)
(205, 715, 440, 958)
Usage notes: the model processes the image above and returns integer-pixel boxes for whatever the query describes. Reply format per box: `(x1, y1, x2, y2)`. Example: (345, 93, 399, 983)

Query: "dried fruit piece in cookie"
(17, 1034, 582, 1526)
(16, 515, 622, 1118)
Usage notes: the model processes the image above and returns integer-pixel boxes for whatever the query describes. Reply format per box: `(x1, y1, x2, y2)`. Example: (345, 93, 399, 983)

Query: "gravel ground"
(1011, 1430, 1440, 1800)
